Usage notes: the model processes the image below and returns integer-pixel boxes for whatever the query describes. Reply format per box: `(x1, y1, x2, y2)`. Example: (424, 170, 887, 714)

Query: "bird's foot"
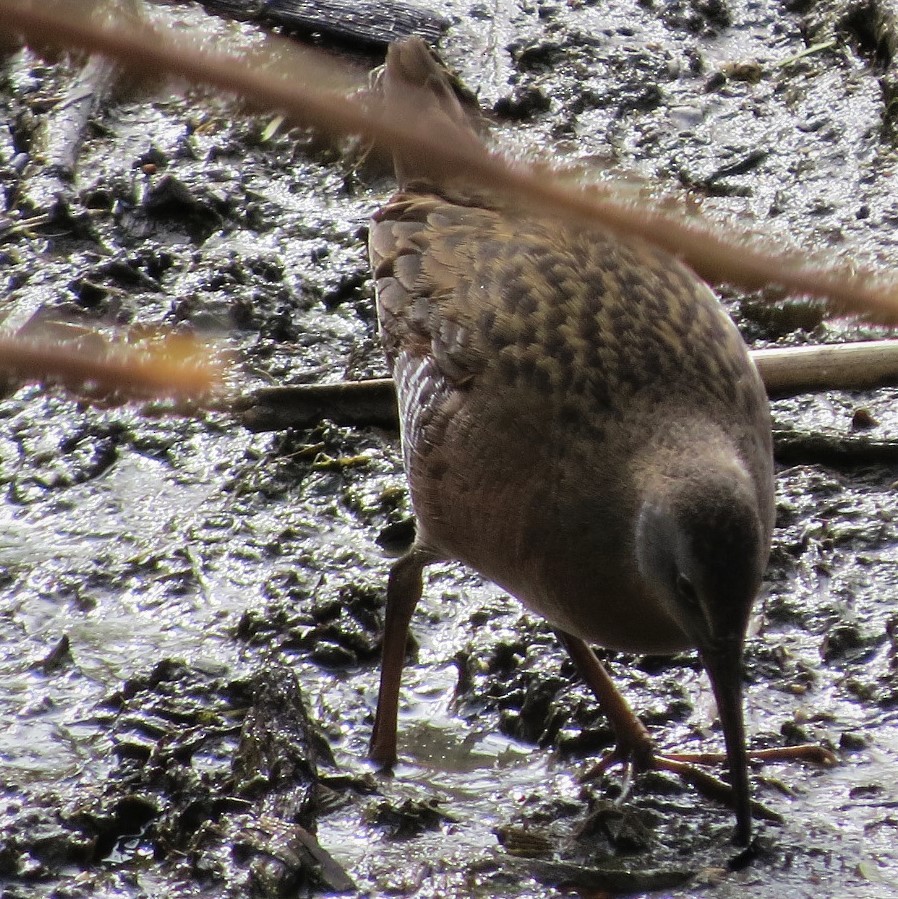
(664, 743, 837, 768)
(653, 754, 783, 823)
(582, 746, 785, 823)
(582, 741, 835, 823)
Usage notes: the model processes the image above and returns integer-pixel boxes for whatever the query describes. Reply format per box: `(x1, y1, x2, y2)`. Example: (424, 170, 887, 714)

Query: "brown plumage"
(367, 37, 775, 845)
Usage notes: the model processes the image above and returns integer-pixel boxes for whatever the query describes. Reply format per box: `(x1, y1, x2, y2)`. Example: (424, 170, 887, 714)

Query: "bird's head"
(634, 457, 770, 845)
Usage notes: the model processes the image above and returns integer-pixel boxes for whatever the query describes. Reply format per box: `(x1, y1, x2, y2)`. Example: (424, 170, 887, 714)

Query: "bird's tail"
(379, 37, 484, 190)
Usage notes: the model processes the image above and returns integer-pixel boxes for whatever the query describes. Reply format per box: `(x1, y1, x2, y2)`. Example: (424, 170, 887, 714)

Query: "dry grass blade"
(3, 1, 898, 322)
(0, 333, 224, 399)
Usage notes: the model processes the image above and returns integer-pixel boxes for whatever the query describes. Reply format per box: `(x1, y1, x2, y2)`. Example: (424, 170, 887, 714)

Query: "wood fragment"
(201, 0, 448, 50)
(20, 0, 145, 210)
(20, 50, 120, 210)
(772, 430, 898, 467)
(237, 379, 399, 431)
(509, 857, 697, 893)
(753, 340, 898, 397)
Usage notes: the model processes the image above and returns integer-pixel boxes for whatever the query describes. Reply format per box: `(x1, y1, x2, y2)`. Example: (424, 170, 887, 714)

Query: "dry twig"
(0, 333, 224, 398)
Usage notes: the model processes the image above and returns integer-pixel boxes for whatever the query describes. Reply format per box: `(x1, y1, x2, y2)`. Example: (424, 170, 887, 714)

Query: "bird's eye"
(676, 573, 699, 607)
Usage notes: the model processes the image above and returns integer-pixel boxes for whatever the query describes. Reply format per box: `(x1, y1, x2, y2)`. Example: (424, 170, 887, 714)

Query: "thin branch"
(753, 340, 898, 397)
(0, 334, 224, 398)
(237, 379, 398, 431)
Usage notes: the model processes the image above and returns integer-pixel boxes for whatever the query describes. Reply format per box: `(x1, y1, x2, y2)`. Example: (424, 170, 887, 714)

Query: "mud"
(1, 0, 898, 896)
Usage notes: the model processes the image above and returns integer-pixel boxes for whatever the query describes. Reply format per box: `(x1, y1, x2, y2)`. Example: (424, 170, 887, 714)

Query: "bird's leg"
(555, 630, 657, 775)
(557, 630, 774, 827)
(369, 548, 429, 767)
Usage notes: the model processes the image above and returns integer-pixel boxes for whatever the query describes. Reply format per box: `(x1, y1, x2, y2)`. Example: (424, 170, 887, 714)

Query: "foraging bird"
(367, 38, 775, 845)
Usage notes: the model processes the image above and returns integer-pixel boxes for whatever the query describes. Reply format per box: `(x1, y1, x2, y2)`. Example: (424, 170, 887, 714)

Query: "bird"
(366, 37, 776, 846)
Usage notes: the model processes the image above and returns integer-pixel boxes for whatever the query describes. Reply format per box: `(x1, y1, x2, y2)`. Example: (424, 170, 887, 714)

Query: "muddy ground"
(1, 0, 898, 896)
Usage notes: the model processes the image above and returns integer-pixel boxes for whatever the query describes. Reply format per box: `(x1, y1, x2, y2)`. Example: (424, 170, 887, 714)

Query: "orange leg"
(369, 549, 429, 766)
(555, 629, 656, 770)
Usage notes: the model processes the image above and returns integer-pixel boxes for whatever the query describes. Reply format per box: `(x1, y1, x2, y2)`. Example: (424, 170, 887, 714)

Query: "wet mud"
(1, 0, 898, 896)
